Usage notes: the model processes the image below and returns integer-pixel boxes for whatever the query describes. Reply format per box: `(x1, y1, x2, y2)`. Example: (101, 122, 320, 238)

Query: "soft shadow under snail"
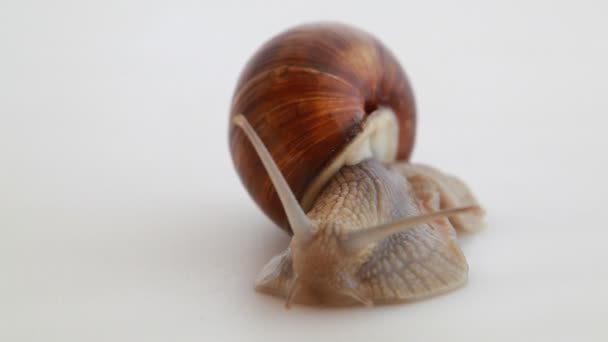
(229, 22, 485, 307)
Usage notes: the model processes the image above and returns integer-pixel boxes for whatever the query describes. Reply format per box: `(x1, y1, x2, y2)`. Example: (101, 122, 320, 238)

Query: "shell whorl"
(229, 22, 416, 233)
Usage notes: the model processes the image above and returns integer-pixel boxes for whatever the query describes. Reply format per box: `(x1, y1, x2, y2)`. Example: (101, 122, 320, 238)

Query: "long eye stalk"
(233, 114, 315, 240)
(342, 206, 482, 252)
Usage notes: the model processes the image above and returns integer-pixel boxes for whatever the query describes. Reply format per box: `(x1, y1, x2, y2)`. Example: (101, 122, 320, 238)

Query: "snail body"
(230, 23, 484, 307)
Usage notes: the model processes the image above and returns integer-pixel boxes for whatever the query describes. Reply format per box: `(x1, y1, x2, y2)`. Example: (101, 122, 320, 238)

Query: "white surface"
(1, 0, 607, 341)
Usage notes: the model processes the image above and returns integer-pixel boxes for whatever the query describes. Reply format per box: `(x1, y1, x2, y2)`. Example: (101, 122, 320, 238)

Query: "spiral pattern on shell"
(229, 22, 416, 233)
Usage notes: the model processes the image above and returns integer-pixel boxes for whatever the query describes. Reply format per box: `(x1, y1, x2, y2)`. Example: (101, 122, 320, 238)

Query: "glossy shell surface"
(229, 22, 416, 233)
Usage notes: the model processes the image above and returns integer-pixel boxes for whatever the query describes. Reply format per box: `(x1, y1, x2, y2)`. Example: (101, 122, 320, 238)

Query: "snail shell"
(229, 22, 416, 233)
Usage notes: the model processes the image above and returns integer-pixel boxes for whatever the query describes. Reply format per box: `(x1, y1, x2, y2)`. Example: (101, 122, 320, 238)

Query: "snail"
(229, 22, 484, 307)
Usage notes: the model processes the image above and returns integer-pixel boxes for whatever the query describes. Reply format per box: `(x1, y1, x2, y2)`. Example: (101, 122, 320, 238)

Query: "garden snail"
(229, 22, 484, 307)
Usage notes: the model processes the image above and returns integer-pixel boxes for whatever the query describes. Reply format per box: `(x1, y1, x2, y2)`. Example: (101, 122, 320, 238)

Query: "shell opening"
(301, 107, 399, 211)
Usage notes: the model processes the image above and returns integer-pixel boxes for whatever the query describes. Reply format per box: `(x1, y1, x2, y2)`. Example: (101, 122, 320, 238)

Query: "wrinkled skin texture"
(255, 159, 484, 306)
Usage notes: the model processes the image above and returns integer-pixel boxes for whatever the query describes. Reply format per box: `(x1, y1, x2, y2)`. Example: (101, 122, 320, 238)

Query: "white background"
(1, 0, 607, 341)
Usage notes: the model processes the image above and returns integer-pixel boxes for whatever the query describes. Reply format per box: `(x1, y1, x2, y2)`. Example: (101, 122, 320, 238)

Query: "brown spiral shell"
(229, 22, 416, 233)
